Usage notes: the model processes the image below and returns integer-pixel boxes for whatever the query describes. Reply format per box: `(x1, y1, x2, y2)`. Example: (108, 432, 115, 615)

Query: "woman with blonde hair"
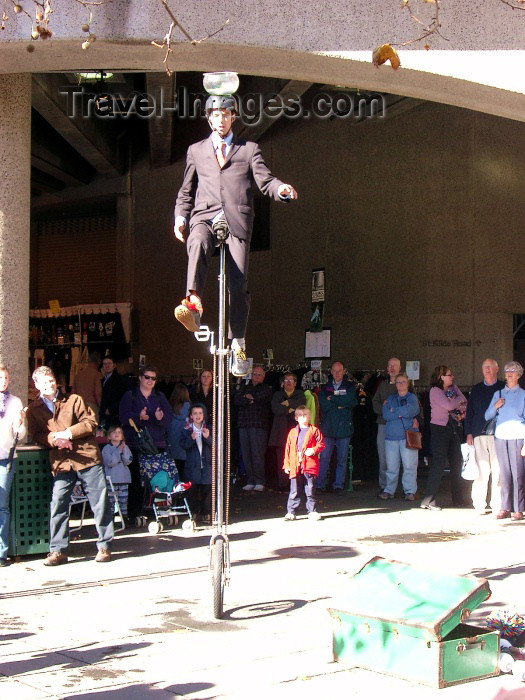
(485, 361, 525, 520)
(380, 372, 420, 501)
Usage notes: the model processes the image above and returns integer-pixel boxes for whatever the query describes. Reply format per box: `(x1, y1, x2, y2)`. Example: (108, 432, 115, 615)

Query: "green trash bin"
(8, 446, 52, 557)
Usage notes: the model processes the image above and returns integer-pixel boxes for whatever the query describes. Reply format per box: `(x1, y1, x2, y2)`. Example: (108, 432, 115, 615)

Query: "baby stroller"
(129, 419, 194, 534)
(137, 452, 194, 534)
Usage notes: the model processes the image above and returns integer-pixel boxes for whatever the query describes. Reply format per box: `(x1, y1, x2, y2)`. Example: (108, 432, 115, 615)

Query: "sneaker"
(308, 511, 321, 521)
(404, 493, 416, 501)
(174, 297, 202, 333)
(43, 551, 68, 567)
(0, 558, 9, 567)
(242, 484, 255, 491)
(95, 548, 112, 563)
(378, 491, 394, 500)
(230, 347, 250, 377)
(284, 513, 296, 521)
(253, 484, 265, 492)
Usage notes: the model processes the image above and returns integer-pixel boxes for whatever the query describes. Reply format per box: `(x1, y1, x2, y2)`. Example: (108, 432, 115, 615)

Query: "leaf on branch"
(372, 43, 401, 70)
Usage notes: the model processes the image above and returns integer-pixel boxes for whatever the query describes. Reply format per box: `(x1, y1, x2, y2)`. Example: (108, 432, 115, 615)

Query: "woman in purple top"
(421, 365, 468, 511)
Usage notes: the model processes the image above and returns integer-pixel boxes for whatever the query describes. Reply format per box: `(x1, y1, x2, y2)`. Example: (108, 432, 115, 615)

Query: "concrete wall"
(128, 101, 522, 386)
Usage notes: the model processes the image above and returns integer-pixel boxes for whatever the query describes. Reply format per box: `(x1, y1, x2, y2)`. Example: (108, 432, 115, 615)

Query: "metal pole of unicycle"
(209, 216, 231, 619)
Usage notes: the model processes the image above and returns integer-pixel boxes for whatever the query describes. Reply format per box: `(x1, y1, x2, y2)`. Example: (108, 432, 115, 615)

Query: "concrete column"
(0, 74, 31, 402)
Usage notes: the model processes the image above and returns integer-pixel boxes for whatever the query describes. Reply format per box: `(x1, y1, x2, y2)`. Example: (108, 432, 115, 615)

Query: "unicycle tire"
(212, 539, 225, 619)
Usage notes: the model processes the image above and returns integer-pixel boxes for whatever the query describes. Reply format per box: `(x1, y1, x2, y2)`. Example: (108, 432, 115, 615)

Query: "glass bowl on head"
(203, 72, 239, 96)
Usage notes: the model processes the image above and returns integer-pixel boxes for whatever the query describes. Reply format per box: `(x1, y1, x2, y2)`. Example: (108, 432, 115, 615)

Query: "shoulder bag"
(399, 412, 422, 450)
(481, 390, 501, 437)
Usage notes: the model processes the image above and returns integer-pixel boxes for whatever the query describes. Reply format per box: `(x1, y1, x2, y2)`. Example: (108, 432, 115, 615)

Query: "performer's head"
(205, 95, 237, 137)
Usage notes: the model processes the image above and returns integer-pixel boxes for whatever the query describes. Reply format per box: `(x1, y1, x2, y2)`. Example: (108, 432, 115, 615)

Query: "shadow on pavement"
(0, 641, 152, 677)
(223, 598, 309, 620)
(272, 544, 357, 559)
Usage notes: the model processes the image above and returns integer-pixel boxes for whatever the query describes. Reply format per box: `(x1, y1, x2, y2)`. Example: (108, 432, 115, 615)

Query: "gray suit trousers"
(186, 221, 250, 340)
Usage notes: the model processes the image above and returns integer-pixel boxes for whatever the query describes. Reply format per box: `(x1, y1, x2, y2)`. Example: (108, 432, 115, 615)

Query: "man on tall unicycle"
(173, 84, 297, 376)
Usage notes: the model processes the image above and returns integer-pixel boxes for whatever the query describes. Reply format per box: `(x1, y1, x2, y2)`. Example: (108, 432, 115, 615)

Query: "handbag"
(481, 391, 501, 436)
(460, 443, 479, 480)
(399, 413, 422, 450)
(405, 429, 422, 450)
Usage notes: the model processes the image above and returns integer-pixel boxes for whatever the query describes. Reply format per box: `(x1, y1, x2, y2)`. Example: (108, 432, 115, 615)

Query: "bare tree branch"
(152, 0, 229, 75)
(392, 0, 448, 48)
(500, 0, 525, 9)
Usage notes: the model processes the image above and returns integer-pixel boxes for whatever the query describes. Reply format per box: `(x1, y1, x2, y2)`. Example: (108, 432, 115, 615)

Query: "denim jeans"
(50, 464, 114, 553)
(384, 439, 418, 496)
(316, 436, 350, 490)
(0, 458, 15, 560)
(377, 424, 387, 490)
(287, 472, 317, 514)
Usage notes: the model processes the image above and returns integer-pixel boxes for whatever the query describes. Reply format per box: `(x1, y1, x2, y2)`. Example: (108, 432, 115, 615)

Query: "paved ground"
(1, 480, 525, 699)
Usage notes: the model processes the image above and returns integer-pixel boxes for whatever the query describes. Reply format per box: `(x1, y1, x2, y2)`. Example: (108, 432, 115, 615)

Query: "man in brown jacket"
(26, 366, 113, 566)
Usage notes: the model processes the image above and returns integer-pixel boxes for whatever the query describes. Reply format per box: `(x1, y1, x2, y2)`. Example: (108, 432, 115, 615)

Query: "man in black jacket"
(98, 356, 130, 431)
(465, 358, 505, 515)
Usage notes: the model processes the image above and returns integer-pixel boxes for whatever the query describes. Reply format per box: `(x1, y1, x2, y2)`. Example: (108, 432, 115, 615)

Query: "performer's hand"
(466, 434, 474, 446)
(155, 406, 164, 421)
(202, 426, 209, 439)
(54, 437, 72, 450)
(278, 184, 298, 200)
(139, 407, 149, 421)
(174, 216, 187, 242)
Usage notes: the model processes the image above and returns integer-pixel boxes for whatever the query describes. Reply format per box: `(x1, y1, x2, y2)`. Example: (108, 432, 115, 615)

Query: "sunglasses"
(143, 375, 157, 381)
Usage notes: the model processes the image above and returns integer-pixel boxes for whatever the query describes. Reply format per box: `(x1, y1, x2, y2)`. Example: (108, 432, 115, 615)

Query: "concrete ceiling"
(30, 71, 422, 205)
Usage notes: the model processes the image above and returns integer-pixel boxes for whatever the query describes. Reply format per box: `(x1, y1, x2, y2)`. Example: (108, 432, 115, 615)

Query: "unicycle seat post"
(210, 217, 229, 530)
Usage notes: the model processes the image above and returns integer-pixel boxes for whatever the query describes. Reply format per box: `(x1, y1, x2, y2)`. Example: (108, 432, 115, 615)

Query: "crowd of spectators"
(17, 353, 525, 530)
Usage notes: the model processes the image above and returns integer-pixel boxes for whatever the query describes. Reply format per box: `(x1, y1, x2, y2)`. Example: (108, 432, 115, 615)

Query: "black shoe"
(0, 558, 9, 567)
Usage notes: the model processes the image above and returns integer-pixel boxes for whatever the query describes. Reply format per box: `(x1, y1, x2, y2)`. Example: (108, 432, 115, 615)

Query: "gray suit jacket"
(174, 135, 285, 241)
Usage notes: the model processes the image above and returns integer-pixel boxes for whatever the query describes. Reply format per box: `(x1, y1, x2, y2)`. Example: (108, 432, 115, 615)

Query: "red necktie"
(217, 142, 226, 168)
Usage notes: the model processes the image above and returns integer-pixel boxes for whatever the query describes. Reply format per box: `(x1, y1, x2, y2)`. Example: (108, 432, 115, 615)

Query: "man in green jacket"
(316, 361, 357, 492)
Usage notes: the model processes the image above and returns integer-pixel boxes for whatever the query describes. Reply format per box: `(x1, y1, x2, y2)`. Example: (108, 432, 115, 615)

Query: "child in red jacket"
(282, 406, 325, 521)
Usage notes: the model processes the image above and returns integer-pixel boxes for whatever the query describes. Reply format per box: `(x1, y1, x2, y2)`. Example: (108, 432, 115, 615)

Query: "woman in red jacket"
(283, 406, 325, 522)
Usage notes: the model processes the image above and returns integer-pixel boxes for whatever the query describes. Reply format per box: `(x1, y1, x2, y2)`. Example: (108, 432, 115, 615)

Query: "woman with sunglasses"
(420, 365, 467, 511)
(484, 361, 525, 520)
(119, 365, 173, 448)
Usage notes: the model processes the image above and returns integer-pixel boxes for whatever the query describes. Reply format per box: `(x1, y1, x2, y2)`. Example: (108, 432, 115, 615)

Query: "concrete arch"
(0, 1, 524, 120)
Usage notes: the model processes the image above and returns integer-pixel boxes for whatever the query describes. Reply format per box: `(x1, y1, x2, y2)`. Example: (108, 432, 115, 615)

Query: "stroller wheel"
(148, 520, 163, 534)
(182, 518, 196, 532)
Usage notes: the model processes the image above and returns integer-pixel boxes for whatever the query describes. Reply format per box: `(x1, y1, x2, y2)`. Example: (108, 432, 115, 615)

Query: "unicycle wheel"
(212, 539, 225, 619)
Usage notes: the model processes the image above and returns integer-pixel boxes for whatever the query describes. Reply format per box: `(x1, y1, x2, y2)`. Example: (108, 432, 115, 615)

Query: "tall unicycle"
(197, 215, 231, 619)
